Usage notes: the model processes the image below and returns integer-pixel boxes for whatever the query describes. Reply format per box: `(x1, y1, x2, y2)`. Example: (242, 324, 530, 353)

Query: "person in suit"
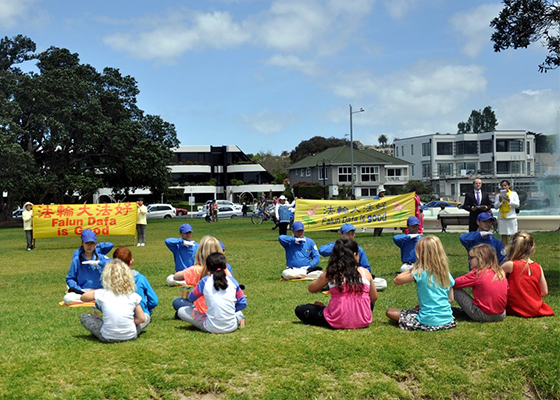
(461, 178, 492, 232)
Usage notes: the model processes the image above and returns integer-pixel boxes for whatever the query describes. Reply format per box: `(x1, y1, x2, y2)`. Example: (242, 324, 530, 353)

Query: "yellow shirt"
(137, 205, 148, 225)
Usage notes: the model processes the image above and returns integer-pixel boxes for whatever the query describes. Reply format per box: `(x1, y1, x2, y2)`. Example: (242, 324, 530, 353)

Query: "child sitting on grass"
(165, 224, 199, 286)
(80, 259, 146, 343)
(177, 253, 247, 333)
(392, 216, 422, 273)
(453, 244, 508, 322)
(386, 236, 456, 331)
(295, 238, 378, 329)
(501, 231, 554, 318)
(112, 247, 158, 331)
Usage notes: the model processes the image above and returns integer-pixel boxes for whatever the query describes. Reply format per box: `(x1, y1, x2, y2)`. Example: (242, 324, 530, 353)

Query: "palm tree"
(378, 134, 388, 147)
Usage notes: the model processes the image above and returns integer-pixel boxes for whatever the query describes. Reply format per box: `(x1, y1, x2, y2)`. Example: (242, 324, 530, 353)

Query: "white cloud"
(103, 10, 249, 62)
(451, 3, 502, 58)
(241, 110, 297, 135)
(264, 54, 319, 76)
(0, 0, 38, 28)
(384, 0, 422, 20)
(495, 89, 559, 134)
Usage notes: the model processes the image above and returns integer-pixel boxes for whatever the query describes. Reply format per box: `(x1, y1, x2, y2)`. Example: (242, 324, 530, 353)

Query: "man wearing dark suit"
(461, 178, 492, 232)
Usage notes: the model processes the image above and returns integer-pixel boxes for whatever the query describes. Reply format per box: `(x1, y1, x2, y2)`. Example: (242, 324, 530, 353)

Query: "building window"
(295, 169, 298, 176)
(437, 163, 453, 177)
(527, 141, 530, 154)
(496, 139, 523, 152)
(455, 141, 478, 155)
(361, 188, 376, 197)
(318, 168, 328, 181)
(436, 142, 453, 155)
(479, 162, 492, 174)
(300, 169, 305, 176)
(422, 163, 431, 178)
(396, 147, 399, 157)
(361, 166, 379, 182)
(306, 167, 311, 177)
(457, 162, 477, 176)
(497, 161, 522, 174)
(411, 165, 414, 176)
(422, 142, 431, 156)
(411, 144, 414, 155)
(527, 161, 531, 174)
(480, 140, 493, 153)
(401, 146, 404, 157)
(338, 166, 356, 182)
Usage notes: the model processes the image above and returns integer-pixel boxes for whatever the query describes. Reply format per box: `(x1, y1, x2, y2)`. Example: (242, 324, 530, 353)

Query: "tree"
(378, 134, 388, 147)
(490, 0, 560, 72)
(457, 106, 498, 133)
(403, 180, 433, 196)
(0, 35, 179, 216)
(532, 131, 558, 153)
(290, 136, 349, 163)
(250, 150, 292, 176)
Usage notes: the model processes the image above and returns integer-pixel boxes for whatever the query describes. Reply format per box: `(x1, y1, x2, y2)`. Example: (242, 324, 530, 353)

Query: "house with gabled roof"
(287, 146, 412, 199)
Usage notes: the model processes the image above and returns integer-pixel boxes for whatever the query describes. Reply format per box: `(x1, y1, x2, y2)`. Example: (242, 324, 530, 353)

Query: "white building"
(393, 130, 536, 199)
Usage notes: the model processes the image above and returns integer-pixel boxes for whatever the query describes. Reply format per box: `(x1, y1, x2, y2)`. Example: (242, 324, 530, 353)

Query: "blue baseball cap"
(407, 216, 420, 226)
(179, 223, 193, 233)
(339, 223, 356, 234)
(219, 241, 225, 251)
(81, 229, 97, 243)
(292, 221, 304, 231)
(478, 212, 494, 221)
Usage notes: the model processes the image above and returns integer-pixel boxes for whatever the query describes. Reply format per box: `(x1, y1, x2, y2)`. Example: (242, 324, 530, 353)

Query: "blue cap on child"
(292, 221, 304, 231)
(179, 223, 193, 233)
(339, 223, 356, 234)
(81, 229, 97, 243)
(477, 212, 494, 221)
(407, 216, 420, 226)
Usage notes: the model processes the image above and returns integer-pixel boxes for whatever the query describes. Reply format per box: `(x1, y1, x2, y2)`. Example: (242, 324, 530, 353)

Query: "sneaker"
(27, 248, 31, 251)
(141, 243, 145, 246)
(137, 243, 142, 247)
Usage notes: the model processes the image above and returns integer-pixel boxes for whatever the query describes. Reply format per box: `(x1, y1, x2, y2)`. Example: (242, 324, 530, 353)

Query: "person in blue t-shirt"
(459, 212, 505, 266)
(165, 223, 200, 286)
(279, 221, 322, 280)
(393, 216, 423, 273)
(63, 229, 110, 304)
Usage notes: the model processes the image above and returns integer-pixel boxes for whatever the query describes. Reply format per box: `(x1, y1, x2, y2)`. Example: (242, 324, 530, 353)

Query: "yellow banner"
(32, 203, 137, 239)
(294, 192, 416, 232)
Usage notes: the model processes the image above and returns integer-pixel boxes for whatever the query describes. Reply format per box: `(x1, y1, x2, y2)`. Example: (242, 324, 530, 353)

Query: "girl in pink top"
(501, 231, 554, 318)
(295, 238, 378, 329)
(453, 244, 508, 322)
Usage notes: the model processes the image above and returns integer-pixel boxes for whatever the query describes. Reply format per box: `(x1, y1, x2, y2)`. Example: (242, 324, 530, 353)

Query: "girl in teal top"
(386, 236, 456, 331)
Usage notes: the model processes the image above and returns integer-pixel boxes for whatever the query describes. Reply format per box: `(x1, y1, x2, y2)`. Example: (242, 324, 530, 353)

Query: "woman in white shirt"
(494, 179, 520, 247)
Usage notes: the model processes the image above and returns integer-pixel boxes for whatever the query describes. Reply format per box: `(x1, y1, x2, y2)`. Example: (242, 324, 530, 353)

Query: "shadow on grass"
(545, 268, 560, 295)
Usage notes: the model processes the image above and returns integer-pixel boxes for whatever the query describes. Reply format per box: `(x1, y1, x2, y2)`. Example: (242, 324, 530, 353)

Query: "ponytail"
(205, 252, 229, 291)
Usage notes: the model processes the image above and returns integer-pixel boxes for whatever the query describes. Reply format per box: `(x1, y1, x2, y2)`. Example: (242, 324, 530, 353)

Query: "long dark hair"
(206, 252, 228, 291)
(326, 238, 363, 294)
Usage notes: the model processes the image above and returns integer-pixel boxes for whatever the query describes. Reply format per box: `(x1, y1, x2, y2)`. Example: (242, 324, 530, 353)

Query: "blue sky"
(2, 0, 558, 155)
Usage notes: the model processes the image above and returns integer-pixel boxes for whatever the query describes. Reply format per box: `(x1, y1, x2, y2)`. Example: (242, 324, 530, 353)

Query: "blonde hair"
(194, 235, 224, 279)
(413, 235, 451, 288)
(506, 231, 535, 276)
(101, 259, 136, 295)
(469, 244, 505, 282)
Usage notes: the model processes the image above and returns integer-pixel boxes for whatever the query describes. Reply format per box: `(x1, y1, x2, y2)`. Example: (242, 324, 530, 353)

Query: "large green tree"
(289, 136, 349, 163)
(490, 0, 560, 72)
(457, 106, 498, 133)
(0, 36, 179, 217)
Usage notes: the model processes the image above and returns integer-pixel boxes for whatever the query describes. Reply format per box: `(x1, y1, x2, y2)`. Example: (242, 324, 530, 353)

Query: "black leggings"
(294, 304, 332, 328)
(278, 222, 289, 236)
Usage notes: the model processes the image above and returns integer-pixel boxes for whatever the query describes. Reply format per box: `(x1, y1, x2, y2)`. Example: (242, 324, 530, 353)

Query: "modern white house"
(287, 145, 412, 199)
(95, 145, 284, 204)
(393, 130, 537, 199)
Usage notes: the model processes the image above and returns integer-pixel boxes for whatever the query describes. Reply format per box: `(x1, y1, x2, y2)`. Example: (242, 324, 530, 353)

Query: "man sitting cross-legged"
(279, 221, 322, 280)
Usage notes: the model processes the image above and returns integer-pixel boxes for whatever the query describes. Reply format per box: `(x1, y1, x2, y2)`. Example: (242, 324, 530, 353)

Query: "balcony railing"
(385, 176, 408, 183)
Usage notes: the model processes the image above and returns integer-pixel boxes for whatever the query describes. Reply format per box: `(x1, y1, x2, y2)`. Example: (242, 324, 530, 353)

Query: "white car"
(203, 200, 242, 212)
(196, 205, 243, 219)
(147, 203, 176, 219)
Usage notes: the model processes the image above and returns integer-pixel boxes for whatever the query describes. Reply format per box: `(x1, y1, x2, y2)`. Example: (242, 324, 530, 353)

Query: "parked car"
(419, 200, 458, 211)
(12, 208, 24, 221)
(203, 200, 242, 213)
(147, 203, 176, 219)
(438, 197, 462, 207)
(196, 205, 243, 220)
(175, 207, 188, 216)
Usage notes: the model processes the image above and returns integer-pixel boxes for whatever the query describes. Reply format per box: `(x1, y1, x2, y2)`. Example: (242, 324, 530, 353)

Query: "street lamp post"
(349, 104, 365, 197)
(316, 157, 331, 199)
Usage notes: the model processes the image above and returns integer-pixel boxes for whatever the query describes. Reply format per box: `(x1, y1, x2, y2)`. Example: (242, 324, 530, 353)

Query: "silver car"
(147, 203, 176, 219)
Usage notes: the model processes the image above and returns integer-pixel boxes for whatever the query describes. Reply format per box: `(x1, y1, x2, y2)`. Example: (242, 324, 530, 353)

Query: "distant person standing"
(212, 199, 219, 222)
(242, 203, 248, 218)
(494, 180, 520, 246)
(373, 185, 386, 237)
(461, 178, 492, 232)
(22, 202, 34, 251)
(136, 198, 147, 246)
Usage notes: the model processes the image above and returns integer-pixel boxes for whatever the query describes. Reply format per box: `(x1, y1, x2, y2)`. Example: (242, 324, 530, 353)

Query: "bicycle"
(251, 205, 274, 225)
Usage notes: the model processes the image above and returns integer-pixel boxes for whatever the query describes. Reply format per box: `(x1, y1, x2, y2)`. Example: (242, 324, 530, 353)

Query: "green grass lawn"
(1, 219, 559, 399)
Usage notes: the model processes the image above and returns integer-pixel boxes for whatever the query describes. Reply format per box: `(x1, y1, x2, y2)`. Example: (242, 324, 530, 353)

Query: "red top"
(454, 269, 508, 315)
(506, 260, 554, 318)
